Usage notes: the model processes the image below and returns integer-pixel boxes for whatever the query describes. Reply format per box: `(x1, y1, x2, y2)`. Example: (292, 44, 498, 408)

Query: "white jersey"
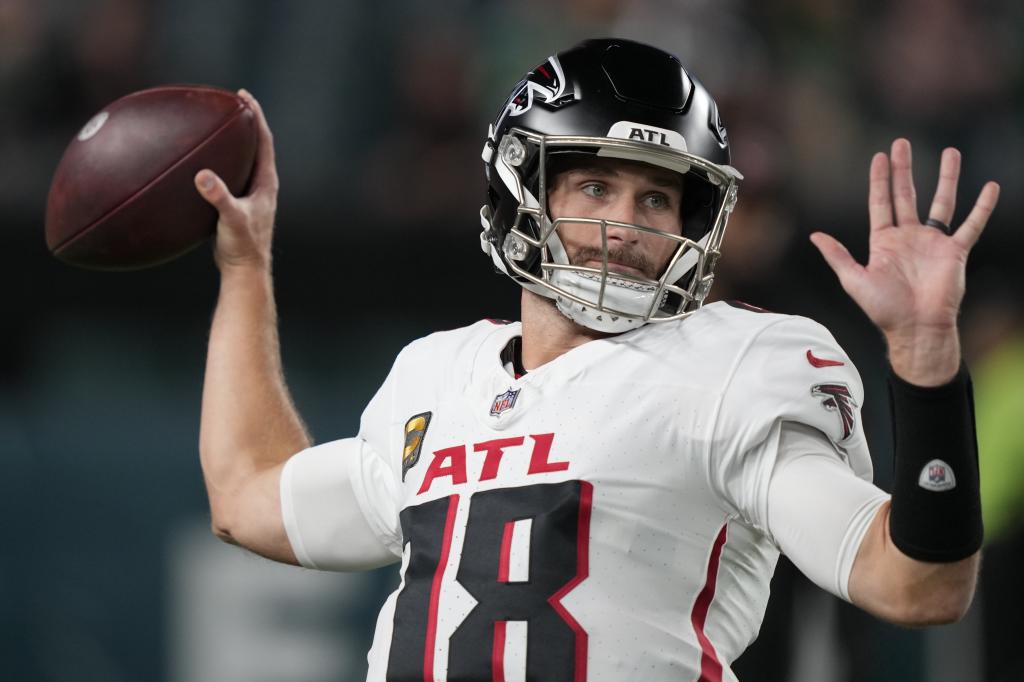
(281, 301, 876, 681)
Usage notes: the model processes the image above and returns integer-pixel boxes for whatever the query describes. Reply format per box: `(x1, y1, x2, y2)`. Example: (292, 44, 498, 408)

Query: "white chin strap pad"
(550, 269, 655, 333)
(540, 217, 658, 333)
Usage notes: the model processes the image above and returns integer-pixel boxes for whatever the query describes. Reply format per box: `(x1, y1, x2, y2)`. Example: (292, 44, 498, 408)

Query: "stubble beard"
(569, 244, 658, 280)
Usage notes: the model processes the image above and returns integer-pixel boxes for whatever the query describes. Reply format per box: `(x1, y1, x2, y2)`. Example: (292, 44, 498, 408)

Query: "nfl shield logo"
(918, 458, 957, 491)
(490, 388, 520, 416)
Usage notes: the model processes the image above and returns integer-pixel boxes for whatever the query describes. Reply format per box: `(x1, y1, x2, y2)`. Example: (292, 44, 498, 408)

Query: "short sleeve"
(709, 315, 874, 525)
(280, 353, 407, 571)
(281, 437, 402, 571)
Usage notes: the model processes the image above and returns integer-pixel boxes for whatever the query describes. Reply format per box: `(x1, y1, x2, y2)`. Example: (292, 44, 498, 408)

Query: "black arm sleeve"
(887, 363, 983, 562)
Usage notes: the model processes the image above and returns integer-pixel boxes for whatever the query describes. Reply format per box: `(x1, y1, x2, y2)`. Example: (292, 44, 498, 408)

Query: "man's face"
(546, 156, 684, 280)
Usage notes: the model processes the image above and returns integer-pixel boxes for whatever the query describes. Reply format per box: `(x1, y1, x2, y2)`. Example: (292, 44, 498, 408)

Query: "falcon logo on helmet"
(495, 57, 570, 131)
(479, 38, 743, 334)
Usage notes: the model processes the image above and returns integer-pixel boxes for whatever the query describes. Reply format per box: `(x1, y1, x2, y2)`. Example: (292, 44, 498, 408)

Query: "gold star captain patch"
(402, 412, 432, 481)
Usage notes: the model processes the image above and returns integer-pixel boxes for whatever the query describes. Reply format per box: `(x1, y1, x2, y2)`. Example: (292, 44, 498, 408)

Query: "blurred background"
(2, 0, 1023, 680)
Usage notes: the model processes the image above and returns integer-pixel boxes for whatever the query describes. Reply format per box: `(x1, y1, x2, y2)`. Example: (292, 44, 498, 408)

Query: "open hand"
(194, 89, 279, 271)
(810, 139, 999, 340)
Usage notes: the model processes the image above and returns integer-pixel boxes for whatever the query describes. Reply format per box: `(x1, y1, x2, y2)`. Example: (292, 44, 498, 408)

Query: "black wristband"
(888, 363, 983, 562)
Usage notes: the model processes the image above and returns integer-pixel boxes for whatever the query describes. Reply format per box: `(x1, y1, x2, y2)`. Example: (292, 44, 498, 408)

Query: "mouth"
(584, 259, 650, 279)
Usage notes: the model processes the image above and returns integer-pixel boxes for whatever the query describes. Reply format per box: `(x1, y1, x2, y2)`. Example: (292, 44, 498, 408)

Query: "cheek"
(549, 192, 591, 222)
(654, 211, 683, 237)
(555, 220, 593, 252)
(550, 190, 597, 247)
(652, 239, 675, 264)
(644, 229, 683, 270)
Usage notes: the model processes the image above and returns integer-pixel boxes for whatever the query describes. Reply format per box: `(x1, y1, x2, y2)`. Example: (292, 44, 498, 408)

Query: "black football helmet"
(480, 38, 742, 332)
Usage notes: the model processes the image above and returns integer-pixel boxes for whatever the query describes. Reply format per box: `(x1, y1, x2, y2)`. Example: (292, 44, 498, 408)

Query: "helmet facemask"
(482, 126, 741, 333)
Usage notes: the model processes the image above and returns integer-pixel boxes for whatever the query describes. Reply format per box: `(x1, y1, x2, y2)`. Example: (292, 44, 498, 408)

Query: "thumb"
(195, 170, 244, 224)
(809, 231, 863, 289)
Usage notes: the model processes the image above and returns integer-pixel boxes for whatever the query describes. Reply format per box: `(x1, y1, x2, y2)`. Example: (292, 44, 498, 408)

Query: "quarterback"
(194, 40, 999, 681)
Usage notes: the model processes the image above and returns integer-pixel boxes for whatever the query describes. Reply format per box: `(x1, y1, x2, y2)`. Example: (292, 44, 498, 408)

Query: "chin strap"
(550, 269, 654, 332)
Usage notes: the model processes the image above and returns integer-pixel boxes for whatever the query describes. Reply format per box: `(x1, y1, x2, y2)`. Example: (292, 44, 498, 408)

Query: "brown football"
(45, 85, 257, 270)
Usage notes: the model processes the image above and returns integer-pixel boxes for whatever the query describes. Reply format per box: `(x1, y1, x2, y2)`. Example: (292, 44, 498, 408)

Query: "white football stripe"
(503, 620, 528, 682)
(507, 518, 532, 583)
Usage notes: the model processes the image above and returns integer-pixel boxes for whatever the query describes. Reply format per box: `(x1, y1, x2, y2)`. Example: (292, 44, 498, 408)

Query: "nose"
(603, 196, 639, 243)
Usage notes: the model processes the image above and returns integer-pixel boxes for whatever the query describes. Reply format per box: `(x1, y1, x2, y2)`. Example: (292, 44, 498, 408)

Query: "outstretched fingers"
(953, 182, 1000, 250)
(810, 231, 866, 294)
(889, 138, 919, 226)
(868, 151, 893, 232)
(926, 148, 961, 227)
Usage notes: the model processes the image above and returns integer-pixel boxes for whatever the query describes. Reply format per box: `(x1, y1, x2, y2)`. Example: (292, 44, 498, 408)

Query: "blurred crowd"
(4, 0, 1022, 230)
(3, 0, 1023, 680)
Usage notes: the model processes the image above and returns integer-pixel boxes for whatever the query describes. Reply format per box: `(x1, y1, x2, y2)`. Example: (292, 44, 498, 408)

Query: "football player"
(194, 38, 999, 680)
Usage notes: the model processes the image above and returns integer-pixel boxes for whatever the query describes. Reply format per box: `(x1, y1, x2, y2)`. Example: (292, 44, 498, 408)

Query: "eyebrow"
(562, 165, 682, 190)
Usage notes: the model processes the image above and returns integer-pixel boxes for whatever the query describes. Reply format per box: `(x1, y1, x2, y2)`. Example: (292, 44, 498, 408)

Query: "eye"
(642, 192, 672, 210)
(581, 183, 607, 198)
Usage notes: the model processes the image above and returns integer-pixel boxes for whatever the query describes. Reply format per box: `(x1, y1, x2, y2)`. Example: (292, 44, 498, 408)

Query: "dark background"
(3, 1, 1023, 680)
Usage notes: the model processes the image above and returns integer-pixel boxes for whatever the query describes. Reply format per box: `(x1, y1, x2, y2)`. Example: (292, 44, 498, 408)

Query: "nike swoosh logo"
(806, 349, 845, 368)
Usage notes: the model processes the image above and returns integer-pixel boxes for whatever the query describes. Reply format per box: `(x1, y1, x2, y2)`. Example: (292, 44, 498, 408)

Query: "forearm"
(850, 502, 979, 626)
(199, 264, 311, 511)
(767, 425, 979, 625)
(850, 360, 982, 625)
